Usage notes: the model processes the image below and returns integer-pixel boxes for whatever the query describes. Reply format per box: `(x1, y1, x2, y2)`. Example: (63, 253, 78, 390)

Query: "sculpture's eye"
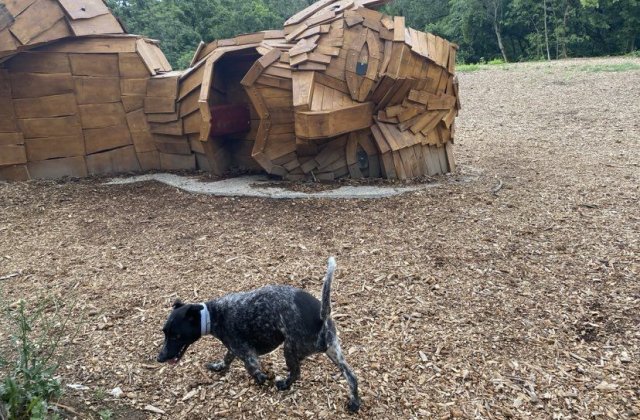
(356, 44, 369, 76)
(357, 148, 369, 170)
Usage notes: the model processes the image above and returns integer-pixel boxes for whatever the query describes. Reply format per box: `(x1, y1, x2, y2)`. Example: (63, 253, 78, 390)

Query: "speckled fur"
(157, 257, 360, 413)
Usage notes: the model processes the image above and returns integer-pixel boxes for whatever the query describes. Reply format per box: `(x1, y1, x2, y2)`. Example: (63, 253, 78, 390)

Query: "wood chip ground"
(0, 57, 638, 419)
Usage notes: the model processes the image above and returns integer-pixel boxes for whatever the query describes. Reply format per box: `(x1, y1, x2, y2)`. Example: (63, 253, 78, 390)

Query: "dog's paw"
(253, 372, 268, 385)
(347, 399, 360, 413)
(275, 378, 291, 391)
(205, 361, 228, 373)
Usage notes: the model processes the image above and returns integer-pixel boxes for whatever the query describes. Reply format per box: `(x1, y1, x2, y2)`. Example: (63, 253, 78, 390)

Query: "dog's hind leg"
(275, 342, 302, 391)
(206, 350, 235, 373)
(237, 351, 268, 385)
(326, 339, 360, 413)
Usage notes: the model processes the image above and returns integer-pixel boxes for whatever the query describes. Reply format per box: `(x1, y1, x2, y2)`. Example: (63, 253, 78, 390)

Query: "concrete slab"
(105, 173, 434, 199)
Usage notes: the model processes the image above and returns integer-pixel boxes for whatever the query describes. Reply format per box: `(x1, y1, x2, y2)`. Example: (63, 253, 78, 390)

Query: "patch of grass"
(457, 58, 510, 73)
(0, 299, 71, 419)
(99, 408, 114, 420)
(577, 62, 640, 72)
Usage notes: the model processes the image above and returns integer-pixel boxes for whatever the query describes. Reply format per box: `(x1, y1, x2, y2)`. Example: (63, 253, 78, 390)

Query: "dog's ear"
(173, 299, 184, 309)
(186, 305, 201, 324)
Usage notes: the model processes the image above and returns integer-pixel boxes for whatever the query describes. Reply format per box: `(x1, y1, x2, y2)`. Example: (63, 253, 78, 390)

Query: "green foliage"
(457, 60, 510, 72)
(105, 0, 640, 67)
(0, 300, 65, 419)
(98, 408, 114, 420)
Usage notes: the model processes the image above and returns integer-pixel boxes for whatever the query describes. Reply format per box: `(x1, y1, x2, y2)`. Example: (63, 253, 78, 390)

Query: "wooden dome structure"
(0, 0, 460, 181)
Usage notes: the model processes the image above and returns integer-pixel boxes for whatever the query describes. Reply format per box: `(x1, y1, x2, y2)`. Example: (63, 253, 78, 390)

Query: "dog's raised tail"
(320, 257, 336, 320)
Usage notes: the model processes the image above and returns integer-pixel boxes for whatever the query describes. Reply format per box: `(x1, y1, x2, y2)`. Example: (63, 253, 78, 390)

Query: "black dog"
(157, 257, 360, 412)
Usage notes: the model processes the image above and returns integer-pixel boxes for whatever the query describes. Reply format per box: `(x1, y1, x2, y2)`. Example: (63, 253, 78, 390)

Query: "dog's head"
(156, 300, 202, 365)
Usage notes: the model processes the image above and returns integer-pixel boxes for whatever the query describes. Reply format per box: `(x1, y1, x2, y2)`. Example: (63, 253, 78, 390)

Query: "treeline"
(106, 0, 639, 68)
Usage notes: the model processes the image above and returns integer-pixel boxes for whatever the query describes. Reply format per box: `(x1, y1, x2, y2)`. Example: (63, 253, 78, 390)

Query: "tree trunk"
(492, 4, 509, 62)
(562, 4, 570, 58)
(543, 0, 551, 60)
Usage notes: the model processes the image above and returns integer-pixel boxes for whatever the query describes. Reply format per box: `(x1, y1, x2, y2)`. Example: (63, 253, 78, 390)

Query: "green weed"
(98, 408, 114, 420)
(0, 299, 70, 419)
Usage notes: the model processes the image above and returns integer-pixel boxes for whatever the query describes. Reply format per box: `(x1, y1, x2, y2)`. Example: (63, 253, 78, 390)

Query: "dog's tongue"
(168, 358, 178, 366)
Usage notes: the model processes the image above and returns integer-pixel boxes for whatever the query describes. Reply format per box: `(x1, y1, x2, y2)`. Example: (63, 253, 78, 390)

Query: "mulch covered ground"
(1, 57, 638, 419)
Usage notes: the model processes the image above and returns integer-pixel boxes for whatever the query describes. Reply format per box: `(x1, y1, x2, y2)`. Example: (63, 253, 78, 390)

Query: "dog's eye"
(175, 334, 181, 340)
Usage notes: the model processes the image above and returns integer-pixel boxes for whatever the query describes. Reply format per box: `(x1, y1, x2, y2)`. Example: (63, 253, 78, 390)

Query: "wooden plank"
(379, 152, 396, 179)
(69, 53, 119, 77)
(29, 17, 72, 44)
(0, 144, 26, 165)
(154, 134, 192, 155)
(292, 71, 315, 111)
(256, 74, 293, 90)
(9, 0, 64, 44)
(393, 16, 405, 42)
(370, 123, 391, 154)
(27, 156, 87, 179)
(121, 95, 144, 112)
(283, 0, 335, 26)
(119, 52, 150, 78)
(147, 74, 179, 98)
(376, 120, 403, 151)
(159, 152, 195, 171)
(144, 96, 176, 114)
(10, 72, 73, 99)
(137, 150, 160, 170)
(74, 76, 121, 104)
(295, 102, 374, 140)
(68, 13, 123, 36)
(314, 72, 350, 95)
(445, 141, 456, 172)
(120, 78, 147, 96)
(0, 116, 18, 132)
(131, 130, 155, 153)
(136, 38, 160, 75)
(178, 89, 200, 118)
(125, 108, 149, 132)
(0, 29, 20, 54)
(0, 164, 30, 181)
(79, 103, 127, 129)
(150, 120, 183, 136)
(147, 112, 179, 123)
(13, 93, 77, 118)
(0, 132, 23, 146)
(39, 36, 137, 53)
(18, 116, 82, 138)
(198, 55, 215, 105)
(84, 124, 132, 154)
(183, 111, 201, 134)
(346, 132, 359, 165)
(86, 145, 140, 175)
(7, 52, 71, 73)
(3, 0, 37, 17)
(58, 0, 110, 19)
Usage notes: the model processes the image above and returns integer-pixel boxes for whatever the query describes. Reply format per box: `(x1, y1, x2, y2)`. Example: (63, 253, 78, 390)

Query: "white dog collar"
(200, 303, 211, 337)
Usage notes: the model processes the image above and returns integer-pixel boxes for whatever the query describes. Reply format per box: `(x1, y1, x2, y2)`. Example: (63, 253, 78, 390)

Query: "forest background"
(105, 0, 640, 68)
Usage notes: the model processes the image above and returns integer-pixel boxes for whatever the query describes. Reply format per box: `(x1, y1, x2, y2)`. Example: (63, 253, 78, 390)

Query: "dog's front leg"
(206, 350, 235, 373)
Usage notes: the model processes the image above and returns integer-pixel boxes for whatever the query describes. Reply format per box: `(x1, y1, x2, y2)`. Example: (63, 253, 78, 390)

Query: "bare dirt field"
(1, 57, 639, 419)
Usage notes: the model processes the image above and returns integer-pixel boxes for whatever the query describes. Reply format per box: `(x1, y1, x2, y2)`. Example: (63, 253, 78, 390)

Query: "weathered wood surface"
(0, 0, 458, 181)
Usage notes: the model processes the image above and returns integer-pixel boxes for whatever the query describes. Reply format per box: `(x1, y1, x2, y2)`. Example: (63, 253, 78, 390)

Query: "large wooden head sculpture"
(174, 0, 460, 180)
(0, 0, 459, 181)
